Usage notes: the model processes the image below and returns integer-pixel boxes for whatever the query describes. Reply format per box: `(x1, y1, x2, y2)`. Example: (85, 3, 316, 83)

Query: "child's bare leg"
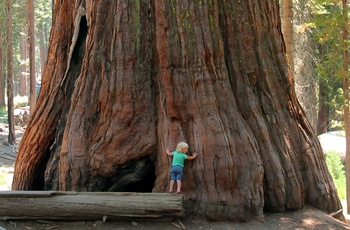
(169, 180, 175, 193)
(176, 180, 182, 194)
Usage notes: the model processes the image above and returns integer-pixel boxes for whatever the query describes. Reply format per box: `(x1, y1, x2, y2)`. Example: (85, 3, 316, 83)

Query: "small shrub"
(0, 106, 5, 116)
(0, 106, 7, 123)
(325, 151, 346, 199)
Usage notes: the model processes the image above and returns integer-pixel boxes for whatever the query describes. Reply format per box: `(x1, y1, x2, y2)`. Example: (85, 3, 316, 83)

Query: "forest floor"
(0, 123, 350, 230)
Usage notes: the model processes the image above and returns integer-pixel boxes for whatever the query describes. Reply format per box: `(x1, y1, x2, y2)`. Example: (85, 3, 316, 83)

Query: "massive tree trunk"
(12, 0, 342, 221)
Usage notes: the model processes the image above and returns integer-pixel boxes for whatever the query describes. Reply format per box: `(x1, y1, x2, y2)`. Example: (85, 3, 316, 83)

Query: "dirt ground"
(0, 123, 350, 230)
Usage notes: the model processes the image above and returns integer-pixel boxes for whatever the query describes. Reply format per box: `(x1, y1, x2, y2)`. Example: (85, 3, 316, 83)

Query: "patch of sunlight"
(0, 167, 13, 191)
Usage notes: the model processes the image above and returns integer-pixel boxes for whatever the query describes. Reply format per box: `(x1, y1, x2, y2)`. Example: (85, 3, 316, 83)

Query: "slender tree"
(28, 0, 36, 114)
(317, 79, 329, 134)
(39, 27, 46, 76)
(6, 0, 15, 144)
(0, 3, 5, 108)
(0, 29, 4, 108)
(282, 0, 295, 78)
(19, 35, 27, 96)
(12, 0, 343, 221)
(342, 0, 350, 215)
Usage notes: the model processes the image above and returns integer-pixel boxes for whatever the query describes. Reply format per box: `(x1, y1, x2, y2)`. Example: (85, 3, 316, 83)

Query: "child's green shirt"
(172, 151, 187, 167)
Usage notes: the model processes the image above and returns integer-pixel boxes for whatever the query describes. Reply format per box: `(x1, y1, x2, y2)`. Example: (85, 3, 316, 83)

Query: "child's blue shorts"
(170, 165, 184, 180)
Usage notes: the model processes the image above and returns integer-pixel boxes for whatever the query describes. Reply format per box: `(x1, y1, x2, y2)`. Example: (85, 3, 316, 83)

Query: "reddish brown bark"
(13, 0, 342, 221)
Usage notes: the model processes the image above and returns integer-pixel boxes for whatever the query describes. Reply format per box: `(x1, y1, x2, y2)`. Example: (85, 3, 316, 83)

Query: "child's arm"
(186, 152, 198, 160)
(166, 148, 173, 156)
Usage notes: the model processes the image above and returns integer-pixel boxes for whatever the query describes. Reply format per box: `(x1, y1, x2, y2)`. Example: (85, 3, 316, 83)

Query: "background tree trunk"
(28, 0, 36, 115)
(342, 0, 350, 215)
(282, 0, 295, 78)
(0, 33, 4, 108)
(6, 0, 15, 145)
(12, 0, 342, 221)
(317, 80, 329, 135)
(293, 0, 317, 131)
(20, 35, 27, 97)
(39, 28, 47, 77)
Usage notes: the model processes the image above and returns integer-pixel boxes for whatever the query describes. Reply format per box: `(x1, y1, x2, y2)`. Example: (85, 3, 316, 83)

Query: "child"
(166, 141, 198, 194)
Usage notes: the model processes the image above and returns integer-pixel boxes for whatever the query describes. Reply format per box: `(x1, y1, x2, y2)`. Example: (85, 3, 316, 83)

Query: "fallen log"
(0, 191, 185, 221)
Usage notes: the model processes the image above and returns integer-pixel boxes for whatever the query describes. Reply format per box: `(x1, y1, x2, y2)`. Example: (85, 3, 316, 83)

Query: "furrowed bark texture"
(12, 0, 342, 221)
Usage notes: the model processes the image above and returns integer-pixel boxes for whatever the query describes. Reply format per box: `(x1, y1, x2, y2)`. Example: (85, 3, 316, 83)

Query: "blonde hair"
(176, 142, 189, 153)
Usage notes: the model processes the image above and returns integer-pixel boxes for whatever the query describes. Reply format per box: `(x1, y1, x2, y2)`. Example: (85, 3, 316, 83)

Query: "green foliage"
(0, 106, 5, 116)
(308, 0, 348, 130)
(325, 151, 346, 199)
(0, 0, 52, 101)
(0, 106, 7, 123)
(0, 96, 28, 123)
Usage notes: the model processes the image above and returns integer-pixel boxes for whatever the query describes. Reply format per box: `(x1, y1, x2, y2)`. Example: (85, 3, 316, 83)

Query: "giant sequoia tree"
(12, 0, 342, 221)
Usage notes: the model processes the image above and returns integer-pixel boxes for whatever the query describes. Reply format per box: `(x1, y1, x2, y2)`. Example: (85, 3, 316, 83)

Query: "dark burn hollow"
(107, 157, 156, 193)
